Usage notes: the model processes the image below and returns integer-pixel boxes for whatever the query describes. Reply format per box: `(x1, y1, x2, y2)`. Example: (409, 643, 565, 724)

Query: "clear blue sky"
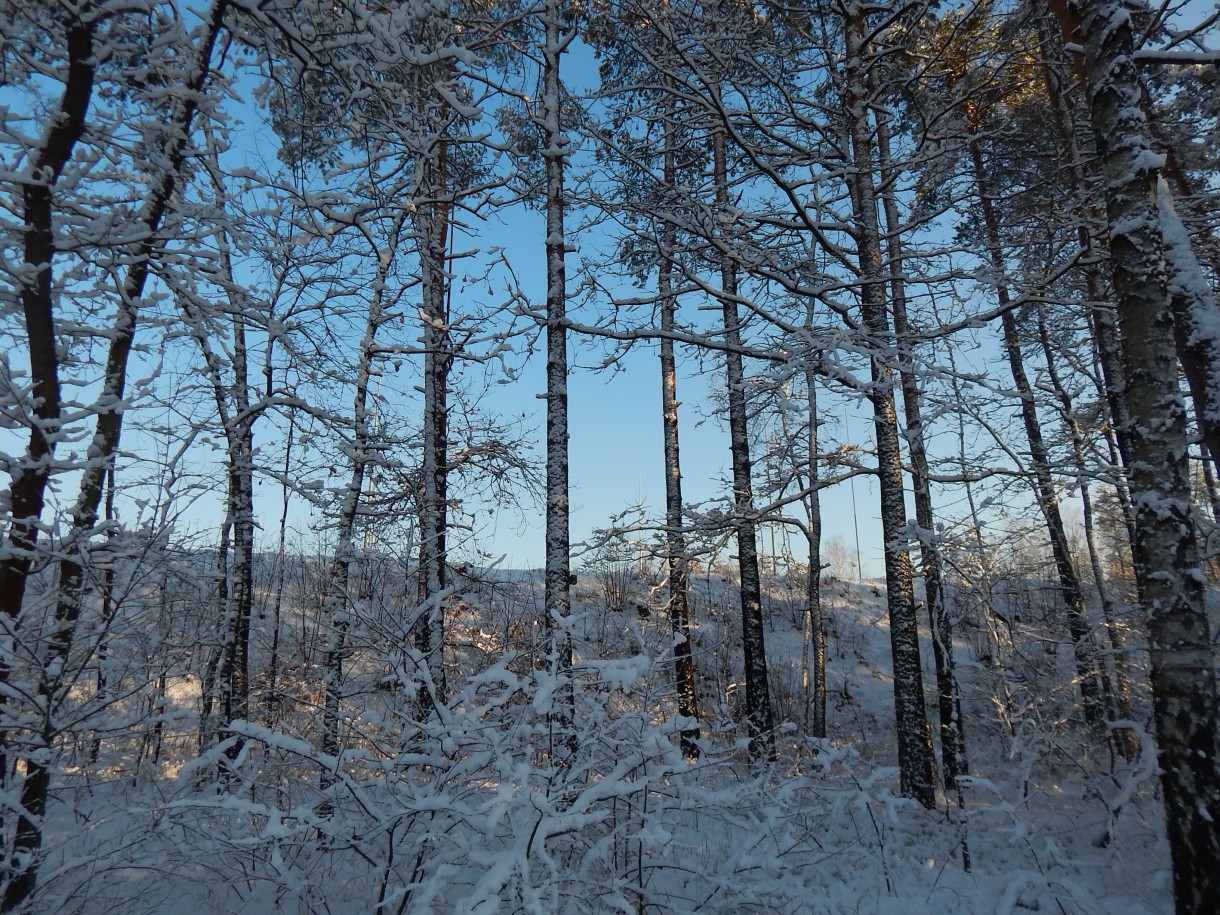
(406, 193, 892, 576)
(0, 28, 989, 582)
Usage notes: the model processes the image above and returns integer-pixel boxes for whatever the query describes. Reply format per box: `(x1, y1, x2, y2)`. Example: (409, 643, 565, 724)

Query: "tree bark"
(876, 107, 968, 795)
(1072, 0, 1220, 910)
(711, 124, 776, 763)
(658, 84, 701, 759)
(843, 2, 937, 808)
(802, 362, 827, 740)
(541, 0, 576, 763)
(415, 137, 453, 718)
(1158, 184, 1220, 489)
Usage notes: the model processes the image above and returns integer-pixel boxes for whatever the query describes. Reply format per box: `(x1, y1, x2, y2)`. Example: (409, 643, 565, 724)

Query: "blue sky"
(0, 17, 1036, 582)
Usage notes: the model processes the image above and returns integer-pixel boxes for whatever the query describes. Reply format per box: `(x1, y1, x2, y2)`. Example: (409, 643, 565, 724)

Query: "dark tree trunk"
(876, 108, 968, 797)
(711, 125, 775, 763)
(659, 85, 701, 759)
(843, 5, 937, 808)
(802, 362, 827, 740)
(541, 0, 576, 762)
(267, 411, 297, 709)
(415, 138, 453, 718)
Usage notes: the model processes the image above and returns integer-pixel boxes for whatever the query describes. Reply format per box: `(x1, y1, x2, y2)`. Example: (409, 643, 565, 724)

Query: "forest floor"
(39, 569, 1172, 914)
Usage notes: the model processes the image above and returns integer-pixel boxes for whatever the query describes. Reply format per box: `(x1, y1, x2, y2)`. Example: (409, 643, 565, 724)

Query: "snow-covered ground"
(34, 568, 1171, 914)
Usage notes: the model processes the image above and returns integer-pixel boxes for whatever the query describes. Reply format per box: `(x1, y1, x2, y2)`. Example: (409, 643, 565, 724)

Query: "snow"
(3, 2, 1206, 911)
(1158, 179, 1220, 393)
(22, 571, 1175, 914)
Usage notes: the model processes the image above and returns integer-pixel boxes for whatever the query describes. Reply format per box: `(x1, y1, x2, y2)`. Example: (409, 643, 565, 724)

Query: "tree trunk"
(415, 137, 453, 718)
(1158, 184, 1220, 489)
(320, 255, 391, 810)
(1073, 0, 1220, 909)
(711, 124, 775, 763)
(542, 0, 576, 763)
(1036, 312, 1138, 759)
(1199, 446, 1220, 525)
(199, 519, 231, 754)
(802, 363, 827, 740)
(267, 411, 297, 710)
(88, 467, 117, 766)
(876, 106, 968, 796)
(658, 84, 701, 759)
(843, 2, 937, 808)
